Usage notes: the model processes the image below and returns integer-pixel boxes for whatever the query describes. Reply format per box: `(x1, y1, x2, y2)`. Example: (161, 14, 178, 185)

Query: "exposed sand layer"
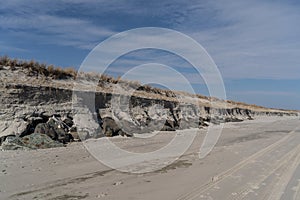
(1, 116, 300, 200)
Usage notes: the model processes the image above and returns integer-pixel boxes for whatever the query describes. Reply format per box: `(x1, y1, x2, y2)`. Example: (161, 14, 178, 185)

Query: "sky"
(0, 0, 299, 110)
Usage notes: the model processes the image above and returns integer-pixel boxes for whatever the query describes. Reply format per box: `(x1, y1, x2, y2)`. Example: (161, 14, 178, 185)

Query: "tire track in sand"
(177, 129, 299, 200)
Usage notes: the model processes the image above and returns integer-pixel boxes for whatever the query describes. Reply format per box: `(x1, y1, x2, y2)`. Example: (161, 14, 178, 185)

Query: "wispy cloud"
(0, 42, 29, 53)
(178, 0, 300, 80)
(2, 0, 299, 77)
(233, 90, 297, 97)
(0, 1, 117, 49)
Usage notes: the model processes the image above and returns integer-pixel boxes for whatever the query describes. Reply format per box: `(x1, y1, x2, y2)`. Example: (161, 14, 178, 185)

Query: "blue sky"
(0, 0, 299, 110)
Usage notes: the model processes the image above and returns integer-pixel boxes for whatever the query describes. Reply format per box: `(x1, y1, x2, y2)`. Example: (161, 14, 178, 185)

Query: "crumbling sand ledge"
(0, 61, 298, 149)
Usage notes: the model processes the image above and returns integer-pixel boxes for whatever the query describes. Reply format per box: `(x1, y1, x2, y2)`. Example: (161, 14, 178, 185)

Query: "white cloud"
(233, 90, 297, 97)
(1, 0, 299, 80)
(0, 42, 29, 53)
(0, 1, 117, 49)
(0, 14, 115, 49)
(180, 0, 300, 80)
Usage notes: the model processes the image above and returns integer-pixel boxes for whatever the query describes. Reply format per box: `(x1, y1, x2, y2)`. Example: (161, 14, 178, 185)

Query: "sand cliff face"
(0, 65, 298, 148)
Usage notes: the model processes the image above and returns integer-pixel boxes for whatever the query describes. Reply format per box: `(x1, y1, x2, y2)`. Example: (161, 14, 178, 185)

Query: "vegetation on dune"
(0, 55, 296, 112)
(0, 55, 177, 97)
(0, 55, 76, 79)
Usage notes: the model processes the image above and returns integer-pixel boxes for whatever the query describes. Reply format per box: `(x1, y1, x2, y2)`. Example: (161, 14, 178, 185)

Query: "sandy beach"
(1, 116, 299, 200)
